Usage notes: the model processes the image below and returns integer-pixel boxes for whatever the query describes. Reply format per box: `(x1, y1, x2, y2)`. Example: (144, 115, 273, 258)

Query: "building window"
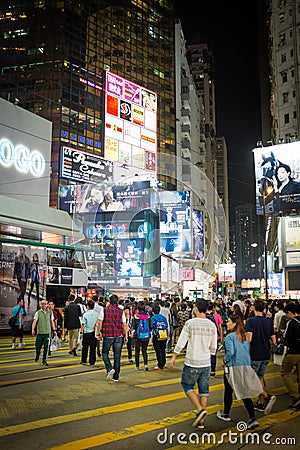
(294, 111, 297, 119)
(284, 113, 289, 124)
(281, 71, 288, 83)
(281, 53, 286, 63)
(283, 92, 289, 103)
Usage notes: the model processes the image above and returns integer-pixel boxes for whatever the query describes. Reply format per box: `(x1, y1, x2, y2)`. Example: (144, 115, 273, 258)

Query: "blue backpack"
(155, 319, 169, 340)
(136, 318, 151, 341)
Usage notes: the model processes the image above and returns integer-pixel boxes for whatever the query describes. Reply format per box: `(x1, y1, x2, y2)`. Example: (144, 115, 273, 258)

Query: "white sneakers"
(106, 369, 115, 380)
(11, 343, 16, 350)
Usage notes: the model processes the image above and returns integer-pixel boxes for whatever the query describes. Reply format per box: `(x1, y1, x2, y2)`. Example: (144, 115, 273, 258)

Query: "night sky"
(174, 2, 262, 220)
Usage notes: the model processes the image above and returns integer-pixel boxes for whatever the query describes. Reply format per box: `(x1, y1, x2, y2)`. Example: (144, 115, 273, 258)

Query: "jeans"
(223, 372, 255, 419)
(153, 336, 167, 369)
(102, 336, 124, 380)
(181, 364, 210, 396)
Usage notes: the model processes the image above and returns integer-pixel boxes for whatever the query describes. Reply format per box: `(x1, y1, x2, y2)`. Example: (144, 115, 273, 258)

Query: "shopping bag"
(50, 335, 61, 352)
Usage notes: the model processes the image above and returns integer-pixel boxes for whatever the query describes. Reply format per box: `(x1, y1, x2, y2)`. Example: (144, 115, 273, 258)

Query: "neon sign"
(0, 138, 46, 177)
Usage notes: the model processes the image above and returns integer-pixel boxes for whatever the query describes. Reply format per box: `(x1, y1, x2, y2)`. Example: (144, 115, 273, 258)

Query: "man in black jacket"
(63, 294, 82, 356)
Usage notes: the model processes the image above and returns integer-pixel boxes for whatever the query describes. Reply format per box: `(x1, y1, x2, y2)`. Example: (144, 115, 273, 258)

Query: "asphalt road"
(0, 335, 299, 449)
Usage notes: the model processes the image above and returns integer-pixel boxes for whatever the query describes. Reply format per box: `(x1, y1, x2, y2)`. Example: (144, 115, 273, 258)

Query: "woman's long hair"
(229, 313, 246, 343)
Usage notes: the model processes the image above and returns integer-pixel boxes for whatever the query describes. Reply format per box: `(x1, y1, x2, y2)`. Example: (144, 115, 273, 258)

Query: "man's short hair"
(87, 300, 94, 309)
(110, 294, 118, 304)
(195, 298, 208, 313)
(68, 294, 76, 302)
(283, 303, 300, 314)
(254, 300, 266, 312)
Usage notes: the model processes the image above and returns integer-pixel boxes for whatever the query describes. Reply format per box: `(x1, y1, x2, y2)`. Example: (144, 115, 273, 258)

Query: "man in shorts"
(170, 299, 217, 428)
(245, 299, 277, 414)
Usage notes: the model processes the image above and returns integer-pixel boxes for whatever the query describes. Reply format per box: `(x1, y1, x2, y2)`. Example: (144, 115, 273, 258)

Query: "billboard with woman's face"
(253, 142, 300, 215)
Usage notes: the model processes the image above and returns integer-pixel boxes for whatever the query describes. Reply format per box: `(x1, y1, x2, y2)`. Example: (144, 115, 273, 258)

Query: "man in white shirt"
(170, 299, 217, 429)
(273, 301, 285, 339)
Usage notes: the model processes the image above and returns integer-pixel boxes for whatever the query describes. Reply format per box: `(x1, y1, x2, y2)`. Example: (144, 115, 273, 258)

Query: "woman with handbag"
(216, 314, 262, 430)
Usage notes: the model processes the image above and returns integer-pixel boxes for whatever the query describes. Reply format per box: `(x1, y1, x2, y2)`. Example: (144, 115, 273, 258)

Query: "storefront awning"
(0, 195, 84, 240)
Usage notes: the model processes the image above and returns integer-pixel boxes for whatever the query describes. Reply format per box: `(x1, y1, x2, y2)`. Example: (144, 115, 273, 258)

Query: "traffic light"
(105, 289, 110, 296)
(217, 282, 223, 293)
(212, 280, 216, 292)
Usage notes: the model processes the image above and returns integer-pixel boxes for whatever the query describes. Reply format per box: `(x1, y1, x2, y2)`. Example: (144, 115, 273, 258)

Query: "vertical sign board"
(104, 71, 157, 179)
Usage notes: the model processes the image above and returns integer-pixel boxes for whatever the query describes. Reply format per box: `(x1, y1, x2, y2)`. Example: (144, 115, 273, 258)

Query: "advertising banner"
(105, 71, 157, 173)
(159, 191, 191, 254)
(253, 142, 300, 215)
(192, 210, 205, 260)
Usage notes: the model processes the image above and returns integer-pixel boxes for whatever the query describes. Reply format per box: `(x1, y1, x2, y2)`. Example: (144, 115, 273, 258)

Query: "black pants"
(28, 280, 40, 304)
(223, 372, 255, 419)
(134, 338, 149, 367)
(81, 332, 97, 365)
(126, 335, 133, 360)
(153, 336, 167, 369)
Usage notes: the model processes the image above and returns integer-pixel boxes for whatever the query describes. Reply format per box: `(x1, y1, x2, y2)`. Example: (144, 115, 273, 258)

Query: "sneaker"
(154, 366, 160, 370)
(217, 410, 231, 422)
(112, 378, 119, 382)
(135, 367, 139, 370)
(19, 342, 25, 348)
(210, 372, 216, 378)
(289, 397, 300, 409)
(11, 344, 16, 350)
(128, 359, 134, 364)
(254, 402, 265, 412)
(42, 362, 49, 366)
(144, 365, 149, 371)
(264, 395, 276, 415)
(106, 369, 115, 380)
(192, 409, 207, 428)
(247, 418, 259, 429)
(80, 361, 87, 365)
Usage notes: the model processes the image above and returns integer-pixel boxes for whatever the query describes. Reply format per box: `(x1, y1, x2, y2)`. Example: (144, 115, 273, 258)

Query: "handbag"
(8, 306, 22, 328)
(270, 342, 285, 355)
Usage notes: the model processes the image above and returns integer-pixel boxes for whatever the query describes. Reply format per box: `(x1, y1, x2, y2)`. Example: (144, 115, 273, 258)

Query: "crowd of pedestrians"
(9, 291, 300, 429)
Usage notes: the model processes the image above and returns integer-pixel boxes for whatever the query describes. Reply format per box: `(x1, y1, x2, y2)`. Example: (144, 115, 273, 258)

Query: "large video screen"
(114, 238, 143, 277)
(253, 142, 300, 215)
(159, 191, 191, 254)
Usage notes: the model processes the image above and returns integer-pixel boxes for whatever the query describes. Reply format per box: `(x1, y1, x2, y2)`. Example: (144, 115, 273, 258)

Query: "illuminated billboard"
(192, 209, 205, 260)
(159, 191, 191, 254)
(105, 71, 157, 174)
(253, 142, 300, 215)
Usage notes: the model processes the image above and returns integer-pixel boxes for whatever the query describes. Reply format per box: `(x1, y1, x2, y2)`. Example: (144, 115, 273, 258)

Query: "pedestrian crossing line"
(135, 370, 281, 388)
(46, 393, 297, 450)
(0, 376, 287, 439)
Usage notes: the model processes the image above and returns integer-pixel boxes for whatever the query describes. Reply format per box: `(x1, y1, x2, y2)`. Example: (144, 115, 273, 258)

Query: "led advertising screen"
(60, 146, 113, 184)
(192, 209, 205, 260)
(59, 181, 151, 214)
(115, 238, 143, 277)
(159, 191, 191, 254)
(105, 71, 157, 174)
(253, 142, 300, 215)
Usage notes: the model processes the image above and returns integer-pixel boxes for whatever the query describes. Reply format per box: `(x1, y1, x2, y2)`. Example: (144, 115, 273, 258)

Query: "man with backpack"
(151, 303, 169, 370)
(132, 301, 151, 371)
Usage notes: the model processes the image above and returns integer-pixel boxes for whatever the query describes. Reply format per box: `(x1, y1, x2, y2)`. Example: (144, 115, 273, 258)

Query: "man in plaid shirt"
(97, 294, 128, 382)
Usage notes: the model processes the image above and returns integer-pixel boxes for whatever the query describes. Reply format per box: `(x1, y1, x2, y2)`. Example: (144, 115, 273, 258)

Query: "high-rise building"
(0, 0, 177, 207)
(234, 204, 262, 282)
